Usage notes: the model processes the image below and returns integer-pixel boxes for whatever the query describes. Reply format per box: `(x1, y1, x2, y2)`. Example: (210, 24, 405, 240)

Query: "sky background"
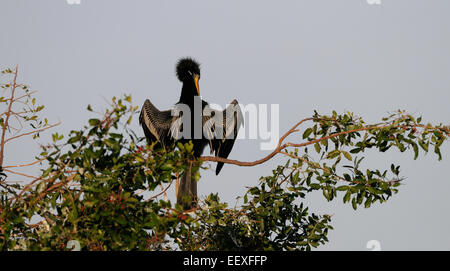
(1, 0, 449, 250)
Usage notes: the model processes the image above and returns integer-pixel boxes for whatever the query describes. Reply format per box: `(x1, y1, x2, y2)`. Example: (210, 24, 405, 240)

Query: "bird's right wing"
(139, 99, 174, 148)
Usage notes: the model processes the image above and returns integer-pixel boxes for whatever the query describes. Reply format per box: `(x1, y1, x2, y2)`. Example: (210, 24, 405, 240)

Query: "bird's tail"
(176, 164, 197, 210)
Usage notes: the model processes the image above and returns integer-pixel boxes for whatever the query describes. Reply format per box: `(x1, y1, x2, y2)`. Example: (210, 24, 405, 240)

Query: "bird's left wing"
(203, 99, 244, 175)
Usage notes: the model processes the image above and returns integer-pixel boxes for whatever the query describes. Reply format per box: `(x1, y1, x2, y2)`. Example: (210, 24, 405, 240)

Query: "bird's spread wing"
(139, 99, 175, 148)
(203, 99, 244, 175)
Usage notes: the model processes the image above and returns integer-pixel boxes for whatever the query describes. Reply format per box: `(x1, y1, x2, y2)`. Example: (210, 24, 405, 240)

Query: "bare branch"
(3, 168, 39, 179)
(147, 180, 174, 202)
(4, 121, 61, 144)
(3, 157, 46, 169)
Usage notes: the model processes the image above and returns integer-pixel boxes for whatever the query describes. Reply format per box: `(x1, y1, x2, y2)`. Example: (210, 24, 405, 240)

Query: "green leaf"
(326, 150, 340, 159)
(314, 143, 321, 153)
(36, 105, 45, 112)
(89, 118, 101, 126)
(434, 145, 442, 161)
(343, 190, 351, 203)
(185, 143, 193, 153)
(342, 151, 352, 161)
(413, 143, 419, 160)
(351, 197, 357, 210)
(418, 140, 429, 152)
(302, 128, 313, 139)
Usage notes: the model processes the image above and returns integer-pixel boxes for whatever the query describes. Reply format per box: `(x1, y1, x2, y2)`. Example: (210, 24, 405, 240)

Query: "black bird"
(139, 58, 243, 209)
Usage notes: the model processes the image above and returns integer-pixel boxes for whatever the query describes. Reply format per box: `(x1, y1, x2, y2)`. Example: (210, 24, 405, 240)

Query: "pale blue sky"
(1, 0, 449, 250)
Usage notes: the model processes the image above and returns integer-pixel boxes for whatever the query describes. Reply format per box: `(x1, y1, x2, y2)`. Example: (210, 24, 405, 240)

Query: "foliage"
(0, 67, 448, 250)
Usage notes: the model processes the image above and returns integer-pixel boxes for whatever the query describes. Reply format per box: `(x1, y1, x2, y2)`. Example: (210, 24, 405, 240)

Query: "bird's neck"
(178, 81, 199, 104)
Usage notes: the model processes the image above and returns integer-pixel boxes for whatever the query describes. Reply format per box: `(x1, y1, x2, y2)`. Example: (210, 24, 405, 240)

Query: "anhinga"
(139, 58, 243, 209)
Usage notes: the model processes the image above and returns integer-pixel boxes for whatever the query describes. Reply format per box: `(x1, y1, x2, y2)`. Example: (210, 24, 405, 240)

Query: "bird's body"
(139, 58, 243, 209)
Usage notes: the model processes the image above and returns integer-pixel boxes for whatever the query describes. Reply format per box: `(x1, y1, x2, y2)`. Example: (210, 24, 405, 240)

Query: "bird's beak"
(194, 74, 200, 95)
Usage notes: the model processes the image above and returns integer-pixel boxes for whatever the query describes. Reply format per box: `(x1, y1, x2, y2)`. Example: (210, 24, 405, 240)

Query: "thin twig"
(3, 157, 46, 169)
(147, 180, 174, 202)
(11, 90, 37, 103)
(4, 121, 61, 144)
(3, 168, 39, 179)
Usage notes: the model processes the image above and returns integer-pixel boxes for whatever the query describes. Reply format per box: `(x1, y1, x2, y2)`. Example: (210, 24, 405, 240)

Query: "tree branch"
(200, 117, 449, 168)
(0, 65, 19, 167)
(3, 157, 46, 169)
(3, 121, 61, 144)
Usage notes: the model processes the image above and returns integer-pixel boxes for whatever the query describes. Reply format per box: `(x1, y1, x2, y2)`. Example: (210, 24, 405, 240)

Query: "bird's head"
(176, 57, 201, 95)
